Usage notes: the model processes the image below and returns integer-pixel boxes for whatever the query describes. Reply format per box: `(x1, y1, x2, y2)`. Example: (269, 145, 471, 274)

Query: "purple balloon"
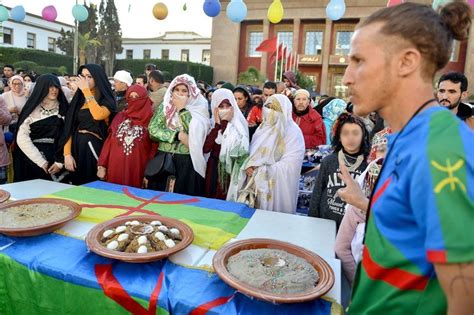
(42, 5, 57, 22)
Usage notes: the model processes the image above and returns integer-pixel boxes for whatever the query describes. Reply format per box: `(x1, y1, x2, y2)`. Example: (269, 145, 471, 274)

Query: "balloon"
(203, 0, 221, 18)
(469, 0, 474, 6)
(267, 0, 284, 24)
(0, 6, 9, 22)
(326, 0, 346, 21)
(386, 0, 404, 7)
(10, 5, 26, 22)
(72, 4, 89, 22)
(226, 0, 247, 23)
(152, 2, 168, 20)
(432, 0, 452, 10)
(183, 3, 187, 11)
(42, 5, 57, 22)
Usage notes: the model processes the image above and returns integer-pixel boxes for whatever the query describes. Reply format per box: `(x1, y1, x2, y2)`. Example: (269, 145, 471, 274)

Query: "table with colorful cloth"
(0, 181, 342, 315)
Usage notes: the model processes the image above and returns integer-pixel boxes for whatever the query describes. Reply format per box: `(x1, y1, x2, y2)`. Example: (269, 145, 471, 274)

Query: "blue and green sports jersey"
(348, 106, 474, 314)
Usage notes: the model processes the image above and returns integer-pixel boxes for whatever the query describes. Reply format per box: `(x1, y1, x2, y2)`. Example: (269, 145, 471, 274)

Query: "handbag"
(144, 151, 176, 178)
(236, 176, 257, 208)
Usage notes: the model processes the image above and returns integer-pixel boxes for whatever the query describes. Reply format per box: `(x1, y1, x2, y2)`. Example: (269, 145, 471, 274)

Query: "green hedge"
(115, 59, 213, 84)
(0, 47, 73, 74)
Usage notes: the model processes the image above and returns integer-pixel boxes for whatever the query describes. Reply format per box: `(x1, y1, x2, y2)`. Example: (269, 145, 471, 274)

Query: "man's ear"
(461, 90, 469, 101)
(397, 48, 422, 77)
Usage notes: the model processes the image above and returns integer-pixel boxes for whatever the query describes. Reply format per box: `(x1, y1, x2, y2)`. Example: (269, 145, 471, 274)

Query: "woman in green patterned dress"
(147, 74, 210, 196)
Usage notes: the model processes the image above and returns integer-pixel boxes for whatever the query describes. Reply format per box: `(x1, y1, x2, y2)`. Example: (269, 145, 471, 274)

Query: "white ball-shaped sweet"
(115, 226, 127, 233)
(158, 225, 168, 232)
(169, 228, 180, 236)
(102, 230, 113, 238)
(137, 245, 148, 254)
(164, 239, 175, 248)
(150, 220, 162, 226)
(138, 235, 148, 245)
(131, 220, 140, 226)
(107, 240, 119, 250)
(154, 231, 166, 241)
(117, 233, 129, 242)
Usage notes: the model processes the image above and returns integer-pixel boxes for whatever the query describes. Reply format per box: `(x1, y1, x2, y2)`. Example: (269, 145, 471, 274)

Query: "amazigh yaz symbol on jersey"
(431, 159, 466, 193)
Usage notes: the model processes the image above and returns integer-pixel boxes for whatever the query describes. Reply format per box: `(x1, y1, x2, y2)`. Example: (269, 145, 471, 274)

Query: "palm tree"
(238, 66, 266, 85)
(78, 32, 101, 66)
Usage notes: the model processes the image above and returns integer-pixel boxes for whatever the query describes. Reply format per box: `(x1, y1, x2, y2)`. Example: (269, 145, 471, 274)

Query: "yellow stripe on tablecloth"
(177, 219, 235, 250)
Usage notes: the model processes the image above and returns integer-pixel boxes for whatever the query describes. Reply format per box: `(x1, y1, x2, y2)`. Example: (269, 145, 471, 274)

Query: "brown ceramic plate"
(0, 189, 10, 203)
(0, 198, 82, 237)
(86, 215, 194, 263)
(213, 238, 335, 304)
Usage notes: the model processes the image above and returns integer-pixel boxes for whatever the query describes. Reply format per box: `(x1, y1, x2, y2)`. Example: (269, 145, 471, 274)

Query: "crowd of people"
(0, 2, 473, 313)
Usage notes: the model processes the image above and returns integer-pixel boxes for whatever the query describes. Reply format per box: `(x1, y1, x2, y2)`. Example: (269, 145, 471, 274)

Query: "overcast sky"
(1, 0, 213, 37)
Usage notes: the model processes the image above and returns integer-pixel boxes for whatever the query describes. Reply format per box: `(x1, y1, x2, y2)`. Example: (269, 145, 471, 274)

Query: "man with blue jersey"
(338, 2, 474, 314)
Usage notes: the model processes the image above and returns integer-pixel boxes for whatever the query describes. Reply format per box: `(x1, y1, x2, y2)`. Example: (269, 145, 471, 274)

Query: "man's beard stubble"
(439, 96, 462, 110)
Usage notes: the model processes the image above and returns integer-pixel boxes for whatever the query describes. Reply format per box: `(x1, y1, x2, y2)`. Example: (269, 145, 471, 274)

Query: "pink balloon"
(42, 5, 57, 22)
(469, 0, 474, 6)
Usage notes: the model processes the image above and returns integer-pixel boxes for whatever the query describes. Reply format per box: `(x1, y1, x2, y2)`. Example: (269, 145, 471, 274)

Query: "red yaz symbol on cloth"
(190, 292, 236, 315)
(95, 264, 164, 315)
(95, 263, 235, 314)
(80, 187, 200, 218)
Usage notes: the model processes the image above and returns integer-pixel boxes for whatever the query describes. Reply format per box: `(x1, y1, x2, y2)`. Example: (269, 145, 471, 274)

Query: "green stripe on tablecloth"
(0, 254, 169, 315)
(50, 186, 249, 235)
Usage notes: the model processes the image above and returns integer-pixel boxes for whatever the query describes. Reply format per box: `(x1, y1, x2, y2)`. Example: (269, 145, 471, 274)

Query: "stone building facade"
(211, 0, 472, 98)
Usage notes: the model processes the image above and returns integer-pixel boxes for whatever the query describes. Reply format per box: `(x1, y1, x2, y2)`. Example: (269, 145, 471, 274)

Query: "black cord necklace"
(364, 98, 436, 230)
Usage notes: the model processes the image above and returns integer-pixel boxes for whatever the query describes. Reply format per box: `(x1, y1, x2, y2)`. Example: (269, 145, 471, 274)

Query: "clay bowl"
(0, 198, 82, 237)
(0, 189, 10, 203)
(86, 215, 194, 263)
(213, 238, 335, 304)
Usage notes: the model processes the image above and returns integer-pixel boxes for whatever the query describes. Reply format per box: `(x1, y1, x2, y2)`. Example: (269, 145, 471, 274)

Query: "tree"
(56, 28, 74, 56)
(296, 71, 315, 90)
(238, 66, 266, 85)
(56, 3, 101, 67)
(79, 3, 101, 64)
(78, 32, 101, 66)
(98, 0, 123, 75)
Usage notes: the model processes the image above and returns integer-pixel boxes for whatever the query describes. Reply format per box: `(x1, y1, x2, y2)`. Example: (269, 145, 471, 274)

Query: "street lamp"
(73, 0, 79, 74)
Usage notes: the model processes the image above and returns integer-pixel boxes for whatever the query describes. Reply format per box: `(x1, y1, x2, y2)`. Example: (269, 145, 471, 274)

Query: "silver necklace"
(39, 101, 59, 116)
(338, 150, 364, 172)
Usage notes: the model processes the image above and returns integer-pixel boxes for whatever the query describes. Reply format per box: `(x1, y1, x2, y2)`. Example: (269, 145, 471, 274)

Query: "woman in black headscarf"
(57, 64, 116, 185)
(13, 74, 69, 182)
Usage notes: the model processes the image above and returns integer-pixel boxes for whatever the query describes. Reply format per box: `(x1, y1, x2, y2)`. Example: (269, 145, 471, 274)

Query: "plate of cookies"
(85, 215, 194, 263)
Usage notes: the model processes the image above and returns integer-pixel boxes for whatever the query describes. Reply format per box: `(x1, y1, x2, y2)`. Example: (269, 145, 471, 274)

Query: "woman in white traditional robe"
(204, 88, 249, 199)
(228, 94, 305, 213)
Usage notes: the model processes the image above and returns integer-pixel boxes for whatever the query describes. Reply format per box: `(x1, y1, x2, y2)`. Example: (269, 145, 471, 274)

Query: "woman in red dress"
(97, 85, 156, 188)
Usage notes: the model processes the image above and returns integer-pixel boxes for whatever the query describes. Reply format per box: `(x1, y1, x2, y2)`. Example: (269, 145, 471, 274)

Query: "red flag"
(387, 0, 404, 6)
(255, 37, 278, 52)
(278, 45, 287, 61)
(286, 53, 292, 72)
(269, 43, 283, 64)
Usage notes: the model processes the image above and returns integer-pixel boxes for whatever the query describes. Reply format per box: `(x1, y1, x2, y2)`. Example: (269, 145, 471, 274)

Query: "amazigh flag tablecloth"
(0, 181, 341, 314)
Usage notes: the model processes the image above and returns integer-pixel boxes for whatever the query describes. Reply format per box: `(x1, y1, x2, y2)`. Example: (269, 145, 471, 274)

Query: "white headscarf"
(210, 88, 249, 176)
(163, 74, 210, 178)
(228, 94, 305, 213)
(246, 94, 293, 167)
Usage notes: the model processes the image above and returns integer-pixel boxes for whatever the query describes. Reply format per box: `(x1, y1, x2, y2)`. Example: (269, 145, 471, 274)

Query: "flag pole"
(274, 38, 279, 82)
(279, 45, 284, 82)
(295, 53, 299, 72)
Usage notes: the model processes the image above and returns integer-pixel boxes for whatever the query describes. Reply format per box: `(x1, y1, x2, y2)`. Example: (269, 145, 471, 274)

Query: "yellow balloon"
(153, 2, 168, 20)
(267, 0, 284, 24)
